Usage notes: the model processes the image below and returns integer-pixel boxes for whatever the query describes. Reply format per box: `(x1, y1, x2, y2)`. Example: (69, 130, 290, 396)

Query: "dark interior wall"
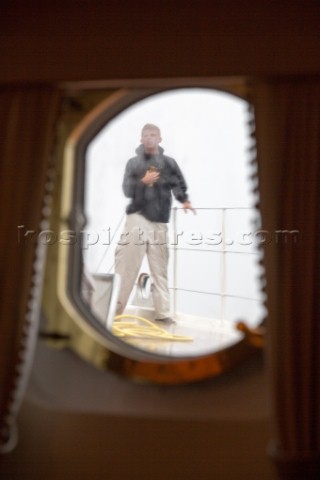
(1, 0, 320, 83)
(1, 401, 273, 480)
(0, 346, 274, 480)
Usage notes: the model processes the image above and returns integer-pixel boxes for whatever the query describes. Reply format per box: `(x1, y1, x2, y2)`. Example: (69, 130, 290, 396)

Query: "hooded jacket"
(122, 144, 189, 223)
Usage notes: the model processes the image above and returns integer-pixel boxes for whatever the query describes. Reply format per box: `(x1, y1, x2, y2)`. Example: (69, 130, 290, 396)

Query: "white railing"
(92, 206, 263, 322)
(168, 206, 262, 320)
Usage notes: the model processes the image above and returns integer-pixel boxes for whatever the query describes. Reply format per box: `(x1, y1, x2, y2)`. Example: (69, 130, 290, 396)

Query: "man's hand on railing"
(182, 201, 196, 214)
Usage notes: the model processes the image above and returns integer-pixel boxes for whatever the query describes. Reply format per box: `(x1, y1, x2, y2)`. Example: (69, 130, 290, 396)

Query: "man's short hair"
(141, 123, 161, 135)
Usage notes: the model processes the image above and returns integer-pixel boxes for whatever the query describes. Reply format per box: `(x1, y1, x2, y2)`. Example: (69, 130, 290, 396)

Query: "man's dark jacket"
(122, 145, 189, 223)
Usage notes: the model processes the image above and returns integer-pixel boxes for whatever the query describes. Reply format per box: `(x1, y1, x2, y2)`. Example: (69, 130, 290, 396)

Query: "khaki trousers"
(114, 213, 170, 318)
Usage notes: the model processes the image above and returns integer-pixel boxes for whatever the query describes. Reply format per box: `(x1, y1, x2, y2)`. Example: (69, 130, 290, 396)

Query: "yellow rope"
(112, 314, 193, 342)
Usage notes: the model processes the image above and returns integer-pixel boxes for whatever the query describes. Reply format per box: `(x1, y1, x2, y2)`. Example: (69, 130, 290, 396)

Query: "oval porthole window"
(59, 86, 266, 381)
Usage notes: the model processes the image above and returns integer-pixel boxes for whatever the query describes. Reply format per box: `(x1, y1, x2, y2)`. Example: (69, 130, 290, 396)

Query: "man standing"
(115, 123, 195, 323)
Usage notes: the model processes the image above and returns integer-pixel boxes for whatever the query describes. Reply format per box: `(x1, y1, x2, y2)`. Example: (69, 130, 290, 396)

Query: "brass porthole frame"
(57, 81, 264, 384)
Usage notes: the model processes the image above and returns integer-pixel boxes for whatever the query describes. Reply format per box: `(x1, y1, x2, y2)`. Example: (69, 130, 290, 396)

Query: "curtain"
(252, 78, 320, 478)
(0, 85, 61, 451)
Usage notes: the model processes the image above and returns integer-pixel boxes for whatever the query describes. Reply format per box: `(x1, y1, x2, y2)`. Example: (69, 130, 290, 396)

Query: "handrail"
(169, 206, 260, 319)
(93, 206, 261, 320)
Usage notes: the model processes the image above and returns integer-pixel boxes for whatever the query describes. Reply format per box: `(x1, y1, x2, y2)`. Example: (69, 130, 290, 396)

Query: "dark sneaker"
(155, 317, 176, 324)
